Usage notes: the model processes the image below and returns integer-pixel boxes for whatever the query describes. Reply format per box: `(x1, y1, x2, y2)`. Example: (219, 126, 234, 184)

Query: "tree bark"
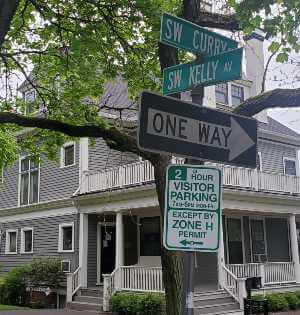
(0, 0, 19, 49)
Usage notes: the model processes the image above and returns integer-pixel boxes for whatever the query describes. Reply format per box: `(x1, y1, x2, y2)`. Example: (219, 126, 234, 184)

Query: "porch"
(77, 159, 300, 196)
(67, 208, 300, 311)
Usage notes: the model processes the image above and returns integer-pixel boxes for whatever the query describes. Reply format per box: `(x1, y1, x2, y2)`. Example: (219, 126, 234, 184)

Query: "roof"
(258, 116, 300, 138)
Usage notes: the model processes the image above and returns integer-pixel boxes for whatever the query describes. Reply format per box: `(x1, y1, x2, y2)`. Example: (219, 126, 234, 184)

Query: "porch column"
(289, 214, 300, 282)
(115, 212, 124, 268)
(218, 215, 225, 288)
(79, 213, 88, 287)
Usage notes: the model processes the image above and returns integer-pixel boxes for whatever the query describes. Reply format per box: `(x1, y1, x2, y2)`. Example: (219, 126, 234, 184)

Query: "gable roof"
(258, 116, 300, 138)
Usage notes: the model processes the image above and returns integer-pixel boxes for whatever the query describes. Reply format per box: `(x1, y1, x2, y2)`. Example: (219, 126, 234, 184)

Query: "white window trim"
(60, 142, 76, 168)
(18, 155, 40, 207)
(20, 227, 34, 254)
(58, 222, 74, 253)
(231, 83, 245, 106)
(24, 90, 37, 115)
(215, 82, 245, 107)
(5, 229, 18, 254)
(257, 152, 262, 171)
(61, 260, 71, 273)
(283, 157, 297, 176)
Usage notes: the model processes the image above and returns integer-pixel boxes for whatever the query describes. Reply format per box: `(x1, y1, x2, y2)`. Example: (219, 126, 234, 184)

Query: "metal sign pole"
(181, 85, 204, 315)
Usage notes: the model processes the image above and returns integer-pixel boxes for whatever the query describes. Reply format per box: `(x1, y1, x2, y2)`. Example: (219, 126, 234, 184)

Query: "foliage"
(0, 258, 63, 306)
(0, 266, 28, 306)
(112, 292, 165, 314)
(284, 292, 300, 310)
(25, 257, 65, 289)
(228, 0, 300, 62)
(253, 293, 291, 312)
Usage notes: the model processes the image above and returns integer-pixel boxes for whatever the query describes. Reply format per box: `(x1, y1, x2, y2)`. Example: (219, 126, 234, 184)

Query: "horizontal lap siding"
(258, 139, 297, 174)
(0, 213, 79, 275)
(88, 138, 138, 173)
(39, 143, 79, 202)
(0, 164, 19, 209)
(87, 214, 97, 287)
(0, 143, 80, 209)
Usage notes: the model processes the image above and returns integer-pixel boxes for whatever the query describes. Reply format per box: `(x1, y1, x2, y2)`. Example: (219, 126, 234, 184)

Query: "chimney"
(244, 31, 265, 97)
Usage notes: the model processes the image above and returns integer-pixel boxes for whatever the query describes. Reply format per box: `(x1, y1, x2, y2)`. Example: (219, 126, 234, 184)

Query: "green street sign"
(163, 165, 222, 252)
(160, 13, 238, 57)
(163, 48, 243, 95)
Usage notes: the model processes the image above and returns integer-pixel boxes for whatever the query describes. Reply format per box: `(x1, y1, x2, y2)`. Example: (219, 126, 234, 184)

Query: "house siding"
(88, 138, 138, 173)
(39, 143, 79, 202)
(87, 214, 98, 287)
(0, 164, 19, 209)
(0, 143, 80, 209)
(0, 213, 79, 275)
(258, 139, 297, 174)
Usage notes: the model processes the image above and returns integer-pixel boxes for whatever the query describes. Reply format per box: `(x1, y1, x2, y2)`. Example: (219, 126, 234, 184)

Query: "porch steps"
(193, 290, 242, 315)
(68, 287, 110, 314)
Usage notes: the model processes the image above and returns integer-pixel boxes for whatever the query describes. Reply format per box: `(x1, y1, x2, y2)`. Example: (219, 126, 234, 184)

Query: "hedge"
(112, 292, 165, 315)
(253, 292, 300, 312)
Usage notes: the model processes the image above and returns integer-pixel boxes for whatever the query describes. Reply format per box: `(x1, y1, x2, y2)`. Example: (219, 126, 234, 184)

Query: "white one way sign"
(138, 91, 257, 168)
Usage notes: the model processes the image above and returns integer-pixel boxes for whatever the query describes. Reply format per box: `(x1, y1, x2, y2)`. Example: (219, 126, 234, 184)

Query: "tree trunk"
(151, 155, 184, 315)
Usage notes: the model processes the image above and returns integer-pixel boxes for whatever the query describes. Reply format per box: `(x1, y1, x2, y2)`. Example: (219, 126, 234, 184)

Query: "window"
(226, 218, 243, 264)
(250, 219, 267, 263)
(284, 158, 297, 176)
(60, 142, 75, 167)
(24, 90, 36, 114)
(231, 85, 244, 106)
(61, 260, 71, 273)
(19, 157, 39, 205)
(5, 230, 17, 254)
(58, 223, 74, 252)
(140, 217, 161, 256)
(257, 152, 262, 171)
(215, 83, 228, 104)
(21, 228, 33, 253)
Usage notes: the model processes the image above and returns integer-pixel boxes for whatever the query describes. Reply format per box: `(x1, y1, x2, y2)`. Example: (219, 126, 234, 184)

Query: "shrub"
(112, 292, 165, 314)
(285, 293, 300, 310)
(0, 266, 28, 305)
(26, 257, 64, 289)
(266, 293, 289, 312)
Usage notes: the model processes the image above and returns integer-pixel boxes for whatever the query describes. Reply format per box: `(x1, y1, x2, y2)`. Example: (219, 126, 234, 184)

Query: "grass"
(0, 304, 29, 311)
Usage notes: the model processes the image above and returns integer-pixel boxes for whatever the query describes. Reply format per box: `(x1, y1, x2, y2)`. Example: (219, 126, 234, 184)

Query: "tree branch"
(0, 111, 155, 160)
(0, 0, 20, 48)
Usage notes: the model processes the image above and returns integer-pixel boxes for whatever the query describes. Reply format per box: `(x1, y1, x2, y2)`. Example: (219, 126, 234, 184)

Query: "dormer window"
(215, 83, 228, 104)
(231, 84, 244, 106)
(24, 90, 36, 114)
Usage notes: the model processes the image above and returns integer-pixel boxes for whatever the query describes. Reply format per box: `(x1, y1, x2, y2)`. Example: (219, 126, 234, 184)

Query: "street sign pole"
(182, 88, 204, 315)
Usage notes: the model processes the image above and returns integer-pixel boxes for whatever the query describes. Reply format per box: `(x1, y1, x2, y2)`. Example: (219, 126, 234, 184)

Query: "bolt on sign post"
(163, 165, 222, 252)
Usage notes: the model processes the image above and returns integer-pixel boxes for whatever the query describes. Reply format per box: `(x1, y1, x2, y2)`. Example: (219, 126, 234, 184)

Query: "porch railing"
(119, 266, 164, 292)
(264, 262, 295, 285)
(66, 267, 81, 303)
(79, 159, 300, 195)
(227, 262, 296, 286)
(223, 265, 246, 309)
(102, 266, 164, 311)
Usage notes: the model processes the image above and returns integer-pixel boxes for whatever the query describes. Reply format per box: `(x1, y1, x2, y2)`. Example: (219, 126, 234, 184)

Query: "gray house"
(1, 33, 300, 315)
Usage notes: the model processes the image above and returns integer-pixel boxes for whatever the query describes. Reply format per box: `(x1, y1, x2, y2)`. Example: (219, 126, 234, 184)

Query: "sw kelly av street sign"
(163, 48, 243, 95)
(163, 165, 221, 251)
(138, 91, 257, 168)
(160, 13, 238, 57)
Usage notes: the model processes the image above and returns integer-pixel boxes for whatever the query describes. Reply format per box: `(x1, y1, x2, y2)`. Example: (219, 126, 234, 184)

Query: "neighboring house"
(1, 32, 300, 314)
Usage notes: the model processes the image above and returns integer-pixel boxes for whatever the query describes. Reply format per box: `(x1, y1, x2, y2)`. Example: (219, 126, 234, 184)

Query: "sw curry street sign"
(160, 13, 238, 57)
(163, 48, 243, 95)
(137, 91, 257, 168)
(163, 165, 221, 251)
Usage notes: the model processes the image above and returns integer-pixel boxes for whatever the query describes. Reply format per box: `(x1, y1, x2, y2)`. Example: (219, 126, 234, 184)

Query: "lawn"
(0, 304, 29, 311)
